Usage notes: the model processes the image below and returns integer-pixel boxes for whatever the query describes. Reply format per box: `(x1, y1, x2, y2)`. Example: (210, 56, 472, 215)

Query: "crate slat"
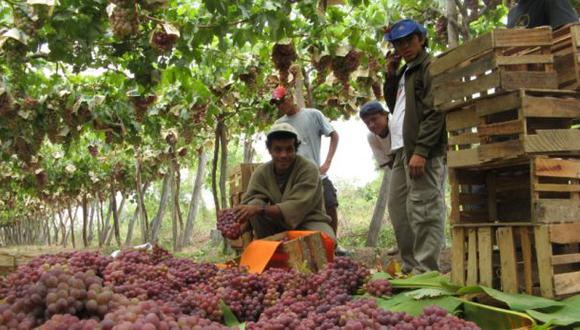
(433, 28, 556, 112)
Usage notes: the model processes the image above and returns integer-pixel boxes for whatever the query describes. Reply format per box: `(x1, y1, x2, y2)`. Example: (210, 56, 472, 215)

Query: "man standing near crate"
(233, 123, 336, 242)
(380, 19, 447, 274)
(270, 86, 342, 246)
(507, 0, 578, 29)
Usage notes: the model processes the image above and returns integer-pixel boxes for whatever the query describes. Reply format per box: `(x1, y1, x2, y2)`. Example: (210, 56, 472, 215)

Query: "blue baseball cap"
(384, 19, 427, 42)
(359, 101, 387, 118)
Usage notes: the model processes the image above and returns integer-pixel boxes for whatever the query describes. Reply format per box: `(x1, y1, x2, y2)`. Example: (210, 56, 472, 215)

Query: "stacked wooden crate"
(227, 163, 261, 250)
(228, 163, 261, 208)
(432, 27, 580, 298)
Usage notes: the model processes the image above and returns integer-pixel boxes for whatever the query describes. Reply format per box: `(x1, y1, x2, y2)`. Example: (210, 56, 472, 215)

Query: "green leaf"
(388, 271, 455, 289)
(371, 291, 461, 316)
(463, 299, 536, 330)
(405, 287, 456, 300)
(388, 295, 463, 316)
(191, 80, 212, 99)
(370, 272, 393, 280)
(526, 295, 580, 326)
(373, 292, 413, 310)
(478, 286, 563, 312)
(219, 300, 240, 326)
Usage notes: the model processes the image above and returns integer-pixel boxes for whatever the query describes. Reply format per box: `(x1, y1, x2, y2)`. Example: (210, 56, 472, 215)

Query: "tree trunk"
(150, 173, 171, 243)
(135, 152, 150, 243)
(67, 203, 76, 248)
(243, 136, 255, 163)
(100, 198, 113, 247)
(110, 188, 122, 247)
(126, 182, 149, 246)
(51, 214, 59, 245)
(366, 167, 392, 247)
(97, 198, 104, 248)
(211, 121, 221, 211)
(447, 0, 459, 48)
(82, 195, 89, 248)
(124, 207, 140, 246)
(219, 120, 228, 211)
(103, 194, 125, 247)
(183, 149, 207, 246)
(172, 156, 184, 252)
(58, 211, 67, 247)
(170, 160, 179, 252)
(293, 65, 306, 109)
(87, 201, 96, 244)
(302, 66, 315, 108)
(45, 219, 51, 245)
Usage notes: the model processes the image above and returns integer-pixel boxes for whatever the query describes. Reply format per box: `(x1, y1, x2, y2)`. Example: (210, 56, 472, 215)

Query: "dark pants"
(322, 177, 339, 235)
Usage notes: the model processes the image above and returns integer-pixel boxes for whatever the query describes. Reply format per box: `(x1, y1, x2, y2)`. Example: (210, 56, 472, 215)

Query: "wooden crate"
(452, 223, 580, 298)
(552, 23, 580, 90)
(228, 163, 261, 207)
(227, 163, 261, 250)
(446, 89, 580, 168)
(228, 231, 253, 250)
(262, 231, 328, 273)
(432, 27, 558, 112)
(449, 156, 580, 224)
(535, 223, 580, 298)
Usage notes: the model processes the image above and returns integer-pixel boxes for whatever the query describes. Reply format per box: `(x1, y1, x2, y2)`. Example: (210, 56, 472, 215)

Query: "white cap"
(266, 122, 301, 142)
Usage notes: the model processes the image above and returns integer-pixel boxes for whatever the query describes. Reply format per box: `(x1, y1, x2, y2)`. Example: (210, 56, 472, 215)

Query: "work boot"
(335, 245, 349, 256)
(386, 246, 399, 256)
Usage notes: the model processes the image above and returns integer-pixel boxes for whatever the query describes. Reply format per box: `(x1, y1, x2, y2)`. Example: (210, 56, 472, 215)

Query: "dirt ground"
(349, 247, 452, 274)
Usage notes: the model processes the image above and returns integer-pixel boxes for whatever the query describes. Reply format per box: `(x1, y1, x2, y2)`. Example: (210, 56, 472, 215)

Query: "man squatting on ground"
(369, 19, 447, 274)
(271, 86, 340, 236)
(232, 123, 336, 242)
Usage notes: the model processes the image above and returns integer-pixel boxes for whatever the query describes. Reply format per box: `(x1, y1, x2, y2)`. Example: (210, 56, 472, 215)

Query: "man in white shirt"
(271, 86, 341, 240)
(359, 101, 399, 256)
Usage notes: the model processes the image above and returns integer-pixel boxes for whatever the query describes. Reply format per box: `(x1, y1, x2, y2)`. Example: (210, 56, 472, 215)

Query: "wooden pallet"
(452, 223, 580, 298)
(449, 156, 580, 224)
(446, 89, 580, 168)
(431, 27, 558, 112)
(552, 23, 580, 90)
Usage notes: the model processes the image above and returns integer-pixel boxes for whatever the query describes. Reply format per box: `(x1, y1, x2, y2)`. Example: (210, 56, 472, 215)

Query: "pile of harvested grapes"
(0, 246, 480, 329)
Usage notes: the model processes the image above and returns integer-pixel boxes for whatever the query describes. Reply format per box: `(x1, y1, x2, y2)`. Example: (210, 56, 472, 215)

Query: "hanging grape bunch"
(0, 90, 14, 117)
(365, 278, 393, 298)
(435, 16, 448, 45)
(190, 103, 208, 126)
(331, 49, 361, 93)
(149, 24, 179, 52)
(130, 95, 156, 122)
(272, 42, 298, 86)
(35, 169, 48, 188)
(367, 56, 383, 99)
(239, 66, 259, 89)
(108, 0, 140, 39)
(313, 55, 332, 85)
(217, 208, 244, 240)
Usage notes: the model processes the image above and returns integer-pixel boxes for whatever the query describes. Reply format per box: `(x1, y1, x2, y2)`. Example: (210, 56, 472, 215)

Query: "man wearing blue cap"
(379, 19, 447, 274)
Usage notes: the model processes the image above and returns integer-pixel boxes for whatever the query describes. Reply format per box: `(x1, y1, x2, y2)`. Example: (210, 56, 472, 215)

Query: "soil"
(349, 246, 452, 274)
